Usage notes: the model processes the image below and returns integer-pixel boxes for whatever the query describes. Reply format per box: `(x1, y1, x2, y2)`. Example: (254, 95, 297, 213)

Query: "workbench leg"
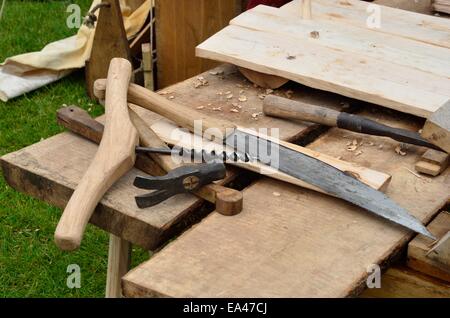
(105, 234, 131, 298)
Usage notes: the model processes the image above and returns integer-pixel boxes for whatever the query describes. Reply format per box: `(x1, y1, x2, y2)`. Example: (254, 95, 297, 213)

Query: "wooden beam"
(408, 212, 450, 283)
(422, 100, 450, 153)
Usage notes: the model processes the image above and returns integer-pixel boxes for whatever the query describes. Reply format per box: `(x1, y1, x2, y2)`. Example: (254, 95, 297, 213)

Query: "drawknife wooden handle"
(94, 79, 236, 140)
(54, 58, 138, 251)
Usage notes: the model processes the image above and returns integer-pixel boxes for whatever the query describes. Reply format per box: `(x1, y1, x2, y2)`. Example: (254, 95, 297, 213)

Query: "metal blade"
(226, 130, 435, 240)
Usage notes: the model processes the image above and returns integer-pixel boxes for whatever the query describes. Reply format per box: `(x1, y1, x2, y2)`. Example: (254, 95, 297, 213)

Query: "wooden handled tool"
(92, 80, 434, 239)
(263, 95, 443, 151)
(57, 106, 243, 216)
(54, 58, 138, 251)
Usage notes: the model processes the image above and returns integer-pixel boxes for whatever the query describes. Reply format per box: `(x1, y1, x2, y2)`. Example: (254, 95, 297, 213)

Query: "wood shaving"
(225, 91, 232, 95)
(209, 70, 224, 76)
(258, 94, 266, 100)
(273, 192, 281, 197)
(240, 90, 245, 94)
(216, 91, 223, 96)
(346, 139, 359, 152)
(265, 89, 274, 95)
(285, 90, 293, 99)
(395, 145, 407, 156)
(196, 106, 205, 110)
(226, 94, 233, 100)
(193, 76, 208, 88)
(252, 112, 263, 119)
(355, 150, 363, 157)
(378, 144, 384, 150)
(230, 109, 240, 113)
(213, 107, 222, 112)
(232, 102, 242, 109)
(239, 96, 248, 102)
(168, 96, 175, 100)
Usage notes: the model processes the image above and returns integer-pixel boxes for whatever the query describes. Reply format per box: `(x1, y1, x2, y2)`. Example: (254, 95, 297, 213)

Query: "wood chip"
(196, 106, 205, 110)
(226, 94, 233, 100)
(285, 90, 293, 99)
(168, 96, 175, 100)
(209, 70, 224, 76)
(230, 109, 240, 113)
(355, 150, 363, 157)
(252, 112, 263, 119)
(239, 96, 248, 102)
(265, 89, 274, 95)
(258, 94, 266, 100)
(395, 145, 407, 156)
(213, 107, 222, 112)
(193, 76, 209, 88)
(273, 192, 281, 197)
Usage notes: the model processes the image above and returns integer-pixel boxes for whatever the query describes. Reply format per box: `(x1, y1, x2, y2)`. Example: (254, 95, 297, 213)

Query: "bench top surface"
(1, 65, 448, 297)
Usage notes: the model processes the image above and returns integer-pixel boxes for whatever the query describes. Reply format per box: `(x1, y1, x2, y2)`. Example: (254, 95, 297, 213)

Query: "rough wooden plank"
(155, 0, 241, 88)
(407, 212, 450, 282)
(422, 100, 450, 152)
(280, 0, 450, 49)
(197, 6, 450, 118)
(122, 108, 450, 298)
(361, 266, 450, 298)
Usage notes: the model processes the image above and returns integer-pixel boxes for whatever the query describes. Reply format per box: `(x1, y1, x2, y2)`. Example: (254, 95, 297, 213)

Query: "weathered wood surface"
(1, 65, 345, 250)
(197, 5, 450, 118)
(122, 108, 450, 298)
(408, 211, 450, 282)
(361, 266, 450, 298)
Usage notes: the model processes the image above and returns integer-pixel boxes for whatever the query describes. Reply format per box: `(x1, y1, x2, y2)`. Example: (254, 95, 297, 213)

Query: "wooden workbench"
(1, 65, 449, 297)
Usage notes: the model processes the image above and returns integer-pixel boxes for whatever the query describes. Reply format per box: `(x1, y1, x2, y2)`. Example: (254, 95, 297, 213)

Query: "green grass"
(0, 1, 149, 297)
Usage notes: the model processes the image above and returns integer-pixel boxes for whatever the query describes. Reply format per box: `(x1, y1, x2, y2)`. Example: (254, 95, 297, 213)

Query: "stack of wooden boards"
(196, 0, 450, 118)
(434, 0, 450, 14)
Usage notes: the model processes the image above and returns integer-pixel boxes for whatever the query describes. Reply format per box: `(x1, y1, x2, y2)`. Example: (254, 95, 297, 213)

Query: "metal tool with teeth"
(136, 147, 255, 163)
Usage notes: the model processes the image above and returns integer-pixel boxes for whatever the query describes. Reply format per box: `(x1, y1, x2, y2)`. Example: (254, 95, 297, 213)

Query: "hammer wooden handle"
(54, 58, 138, 251)
(57, 106, 243, 216)
(94, 79, 236, 139)
(263, 95, 340, 127)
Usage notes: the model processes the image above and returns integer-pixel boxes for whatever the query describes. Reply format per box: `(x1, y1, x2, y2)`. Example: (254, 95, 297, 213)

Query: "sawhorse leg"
(106, 234, 131, 298)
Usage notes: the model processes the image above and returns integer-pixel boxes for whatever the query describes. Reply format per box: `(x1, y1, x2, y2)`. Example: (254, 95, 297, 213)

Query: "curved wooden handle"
(55, 58, 138, 251)
(263, 95, 340, 127)
(95, 79, 236, 140)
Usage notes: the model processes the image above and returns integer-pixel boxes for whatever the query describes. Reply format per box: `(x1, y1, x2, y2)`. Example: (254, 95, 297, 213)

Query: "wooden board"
(155, 0, 242, 88)
(197, 5, 450, 118)
(279, 0, 450, 48)
(422, 100, 450, 153)
(122, 108, 450, 298)
(85, 0, 131, 100)
(361, 266, 450, 298)
(0, 65, 346, 250)
(407, 212, 450, 282)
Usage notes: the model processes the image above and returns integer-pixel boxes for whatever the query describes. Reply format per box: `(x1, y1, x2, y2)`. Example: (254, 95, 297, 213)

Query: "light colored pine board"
(106, 235, 131, 298)
(197, 23, 449, 118)
(122, 109, 450, 298)
(279, 0, 450, 49)
(422, 100, 450, 152)
(361, 266, 450, 298)
(232, 6, 450, 78)
(407, 211, 450, 282)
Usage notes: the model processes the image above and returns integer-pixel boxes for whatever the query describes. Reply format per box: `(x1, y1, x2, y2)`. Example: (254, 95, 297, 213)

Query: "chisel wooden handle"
(55, 58, 138, 251)
(94, 79, 236, 139)
(263, 95, 340, 126)
(57, 106, 243, 216)
(264, 95, 442, 150)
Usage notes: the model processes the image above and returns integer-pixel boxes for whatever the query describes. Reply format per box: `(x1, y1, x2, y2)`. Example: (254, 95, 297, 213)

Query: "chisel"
(263, 95, 443, 151)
